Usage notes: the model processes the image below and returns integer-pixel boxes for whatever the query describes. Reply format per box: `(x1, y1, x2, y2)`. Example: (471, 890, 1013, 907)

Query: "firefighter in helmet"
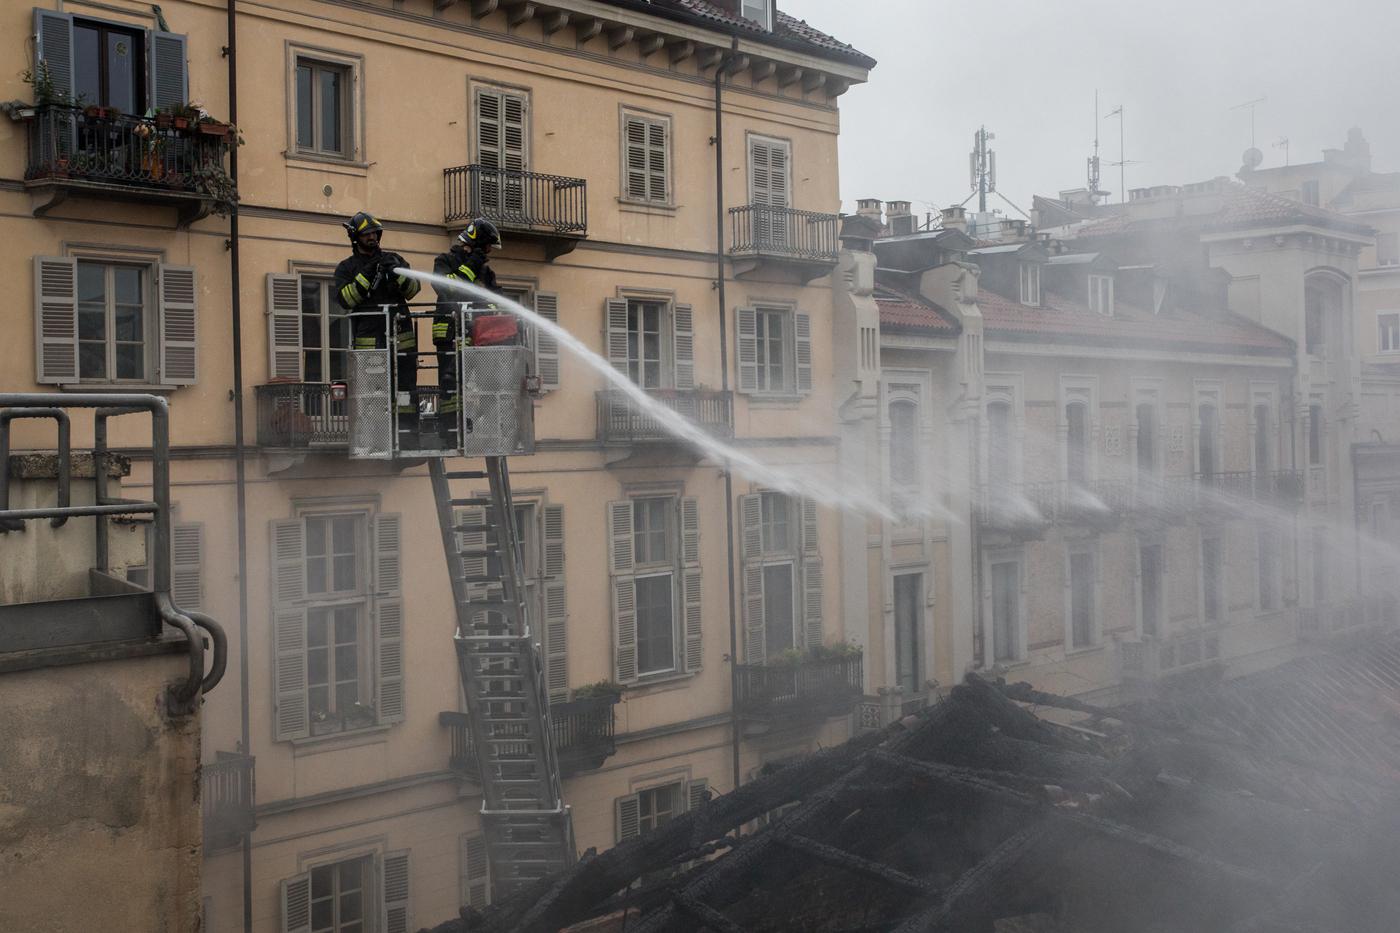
(334, 212, 423, 443)
(431, 218, 502, 445)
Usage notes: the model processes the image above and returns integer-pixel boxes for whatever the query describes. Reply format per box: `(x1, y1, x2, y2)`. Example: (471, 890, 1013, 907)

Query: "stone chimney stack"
(941, 205, 966, 233)
(885, 200, 914, 236)
(856, 198, 884, 231)
(999, 218, 1029, 243)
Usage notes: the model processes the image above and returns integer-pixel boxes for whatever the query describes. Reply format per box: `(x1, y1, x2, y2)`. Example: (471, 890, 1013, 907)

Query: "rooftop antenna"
(1088, 92, 1102, 200)
(1105, 105, 1126, 203)
(1274, 136, 1290, 166)
(1231, 97, 1267, 150)
(970, 125, 995, 213)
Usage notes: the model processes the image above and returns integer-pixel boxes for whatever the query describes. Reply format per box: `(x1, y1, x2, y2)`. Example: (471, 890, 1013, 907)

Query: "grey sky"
(783, 0, 1400, 219)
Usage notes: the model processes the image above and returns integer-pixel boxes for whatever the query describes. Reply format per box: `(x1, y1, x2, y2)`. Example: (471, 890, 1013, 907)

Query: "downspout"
(223, 2, 252, 930)
(715, 39, 741, 796)
(1352, 441, 1363, 596)
(1290, 357, 1301, 610)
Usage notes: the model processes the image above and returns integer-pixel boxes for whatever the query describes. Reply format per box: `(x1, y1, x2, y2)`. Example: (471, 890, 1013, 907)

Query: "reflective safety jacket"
(431, 246, 499, 346)
(333, 249, 421, 314)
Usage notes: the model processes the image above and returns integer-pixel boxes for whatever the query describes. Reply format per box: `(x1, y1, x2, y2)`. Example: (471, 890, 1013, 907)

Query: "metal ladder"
(428, 457, 575, 896)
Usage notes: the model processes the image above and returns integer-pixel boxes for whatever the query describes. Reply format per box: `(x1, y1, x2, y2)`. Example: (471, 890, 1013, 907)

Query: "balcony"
(1300, 595, 1399, 642)
(444, 165, 587, 260)
(1119, 629, 1222, 682)
(728, 204, 841, 282)
(596, 389, 733, 447)
(439, 694, 618, 779)
(23, 105, 230, 227)
(736, 653, 863, 723)
(1194, 470, 1305, 508)
(255, 382, 349, 449)
(202, 752, 256, 849)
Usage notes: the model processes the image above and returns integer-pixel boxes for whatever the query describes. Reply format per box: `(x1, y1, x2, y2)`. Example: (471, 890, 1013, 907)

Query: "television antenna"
(1102, 106, 1145, 203)
(1230, 97, 1267, 150)
(1274, 137, 1290, 166)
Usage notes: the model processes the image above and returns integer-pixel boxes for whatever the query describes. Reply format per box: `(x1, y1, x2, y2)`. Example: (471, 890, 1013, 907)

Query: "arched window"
(987, 401, 1012, 488)
(1254, 404, 1270, 473)
(1066, 403, 1088, 486)
(1135, 402, 1156, 475)
(889, 400, 920, 491)
(1198, 405, 1217, 476)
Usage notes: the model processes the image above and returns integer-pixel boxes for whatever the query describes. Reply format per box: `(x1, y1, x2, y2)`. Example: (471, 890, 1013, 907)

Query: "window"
(622, 112, 669, 204)
(1020, 262, 1040, 306)
(270, 511, 403, 742)
(736, 306, 812, 395)
(1378, 233, 1399, 268)
(741, 0, 773, 30)
(1198, 405, 1218, 476)
(282, 852, 409, 933)
(608, 496, 701, 682)
(749, 135, 791, 210)
(310, 855, 369, 933)
(741, 493, 823, 663)
(36, 256, 198, 387)
(1380, 312, 1400, 352)
(1068, 551, 1095, 648)
(1305, 286, 1325, 356)
(476, 87, 528, 216)
(889, 400, 920, 492)
(1066, 402, 1089, 486)
(1139, 544, 1163, 637)
(616, 779, 708, 842)
(294, 55, 355, 159)
(1258, 531, 1278, 612)
(627, 300, 664, 388)
(893, 573, 923, 689)
(36, 10, 187, 115)
(1136, 402, 1157, 476)
(1309, 404, 1323, 466)
(298, 278, 350, 383)
(1302, 180, 1320, 207)
(986, 401, 1013, 489)
(990, 560, 1019, 662)
(1201, 537, 1223, 624)
(1253, 405, 1271, 472)
(604, 297, 694, 391)
(1088, 275, 1114, 315)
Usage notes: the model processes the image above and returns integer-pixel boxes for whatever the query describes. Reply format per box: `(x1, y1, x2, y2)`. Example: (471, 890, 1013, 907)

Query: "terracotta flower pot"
(154, 113, 171, 130)
(197, 122, 230, 137)
(172, 116, 189, 130)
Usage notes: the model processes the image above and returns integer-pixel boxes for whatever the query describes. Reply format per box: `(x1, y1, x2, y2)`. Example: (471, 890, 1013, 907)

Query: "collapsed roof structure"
(424, 631, 1400, 933)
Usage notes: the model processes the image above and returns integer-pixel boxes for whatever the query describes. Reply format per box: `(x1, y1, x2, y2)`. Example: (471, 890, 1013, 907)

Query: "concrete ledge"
(9, 452, 130, 478)
(0, 632, 190, 676)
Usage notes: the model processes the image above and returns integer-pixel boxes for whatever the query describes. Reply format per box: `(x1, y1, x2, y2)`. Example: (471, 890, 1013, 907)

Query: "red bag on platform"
(471, 315, 518, 347)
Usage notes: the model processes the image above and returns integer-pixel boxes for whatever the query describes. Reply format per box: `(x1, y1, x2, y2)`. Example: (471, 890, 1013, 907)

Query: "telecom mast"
(970, 126, 996, 213)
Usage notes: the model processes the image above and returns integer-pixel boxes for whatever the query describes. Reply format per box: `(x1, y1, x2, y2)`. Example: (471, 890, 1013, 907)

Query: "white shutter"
(543, 504, 568, 703)
(794, 311, 812, 395)
(158, 264, 198, 385)
(270, 519, 309, 742)
(645, 119, 667, 202)
(605, 299, 630, 377)
(34, 10, 75, 100)
(171, 521, 204, 612)
(266, 273, 303, 381)
(382, 851, 411, 933)
(34, 256, 78, 384)
(477, 89, 503, 169)
(608, 500, 638, 683)
(533, 292, 560, 392)
(280, 872, 311, 933)
(736, 307, 758, 394)
(739, 495, 765, 663)
(460, 833, 491, 909)
(149, 30, 189, 111)
(374, 514, 405, 723)
(673, 303, 694, 391)
(623, 116, 666, 203)
(502, 94, 527, 172)
(799, 497, 822, 648)
(769, 143, 789, 208)
(616, 793, 641, 841)
(749, 137, 791, 209)
(681, 497, 702, 673)
(687, 778, 709, 812)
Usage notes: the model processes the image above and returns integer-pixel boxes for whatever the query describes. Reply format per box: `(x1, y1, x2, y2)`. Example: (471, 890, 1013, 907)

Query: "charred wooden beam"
(772, 829, 941, 897)
(670, 892, 750, 933)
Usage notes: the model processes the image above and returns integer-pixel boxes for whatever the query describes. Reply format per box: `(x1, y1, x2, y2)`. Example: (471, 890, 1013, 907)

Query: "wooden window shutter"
(158, 264, 199, 385)
(680, 497, 702, 673)
(750, 138, 771, 205)
(171, 521, 204, 612)
(738, 495, 765, 663)
(624, 117, 646, 201)
(382, 851, 411, 933)
(270, 519, 309, 741)
(736, 307, 758, 394)
(768, 143, 789, 208)
(543, 504, 568, 703)
(800, 496, 820, 556)
(271, 519, 306, 604)
(34, 256, 78, 384)
(794, 311, 812, 395)
(799, 498, 822, 647)
(608, 500, 638, 683)
(34, 10, 75, 101)
(616, 793, 641, 842)
(646, 119, 667, 202)
(604, 298, 630, 377)
(502, 94, 527, 171)
(148, 30, 189, 111)
(672, 303, 694, 391)
(460, 833, 491, 909)
(266, 273, 303, 381)
(687, 778, 709, 812)
(477, 89, 503, 169)
(280, 871, 312, 933)
(374, 514, 405, 723)
(533, 292, 560, 392)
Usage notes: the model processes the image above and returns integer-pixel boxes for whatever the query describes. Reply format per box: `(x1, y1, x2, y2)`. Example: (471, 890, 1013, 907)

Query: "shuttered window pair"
(615, 778, 708, 843)
(622, 113, 669, 204)
(740, 494, 823, 663)
(735, 307, 811, 396)
(34, 257, 197, 386)
(476, 88, 527, 216)
(603, 299, 694, 390)
(34, 9, 188, 113)
(281, 851, 410, 933)
(608, 497, 701, 684)
(269, 512, 404, 742)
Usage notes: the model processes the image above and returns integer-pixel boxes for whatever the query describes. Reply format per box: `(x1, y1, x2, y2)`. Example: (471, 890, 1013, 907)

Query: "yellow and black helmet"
(343, 211, 385, 242)
(458, 217, 503, 250)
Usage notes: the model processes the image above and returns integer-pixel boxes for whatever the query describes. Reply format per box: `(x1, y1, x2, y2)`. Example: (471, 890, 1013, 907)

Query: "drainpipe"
(715, 39, 741, 796)
(1290, 358, 1301, 610)
(223, 1, 252, 930)
(1352, 441, 1363, 596)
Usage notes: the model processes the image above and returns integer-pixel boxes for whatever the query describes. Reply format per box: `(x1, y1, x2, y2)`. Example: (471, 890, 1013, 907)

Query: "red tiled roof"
(658, 1, 872, 63)
(977, 288, 1293, 354)
(1076, 180, 1372, 238)
(874, 284, 959, 333)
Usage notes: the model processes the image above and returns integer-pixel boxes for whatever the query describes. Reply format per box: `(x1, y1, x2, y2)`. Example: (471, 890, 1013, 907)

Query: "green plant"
(21, 61, 84, 107)
(345, 700, 377, 722)
(192, 163, 239, 216)
(764, 640, 862, 667)
(572, 680, 626, 700)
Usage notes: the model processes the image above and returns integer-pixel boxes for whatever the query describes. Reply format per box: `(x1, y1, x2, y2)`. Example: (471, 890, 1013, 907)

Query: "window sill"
(291, 722, 392, 756)
(57, 383, 180, 395)
(625, 671, 694, 697)
(741, 394, 805, 407)
(617, 198, 679, 215)
(284, 152, 371, 173)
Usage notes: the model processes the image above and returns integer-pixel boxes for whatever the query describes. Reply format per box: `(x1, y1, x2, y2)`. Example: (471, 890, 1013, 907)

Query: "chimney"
(940, 205, 966, 233)
(885, 200, 914, 236)
(999, 218, 1029, 243)
(856, 198, 884, 230)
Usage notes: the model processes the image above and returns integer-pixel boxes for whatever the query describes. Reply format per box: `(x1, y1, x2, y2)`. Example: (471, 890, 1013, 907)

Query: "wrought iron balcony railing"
(439, 693, 619, 779)
(256, 383, 349, 448)
(736, 654, 863, 720)
(444, 165, 587, 235)
(596, 389, 733, 444)
(202, 752, 256, 847)
(729, 204, 840, 263)
(1194, 470, 1305, 504)
(25, 104, 230, 197)
(1300, 594, 1399, 640)
(1119, 629, 1222, 682)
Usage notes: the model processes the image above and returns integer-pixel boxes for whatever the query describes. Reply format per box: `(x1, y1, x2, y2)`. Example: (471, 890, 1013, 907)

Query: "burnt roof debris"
(426, 636, 1400, 933)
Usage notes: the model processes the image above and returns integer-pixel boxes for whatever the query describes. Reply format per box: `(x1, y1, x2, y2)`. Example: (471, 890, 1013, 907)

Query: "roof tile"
(875, 284, 959, 333)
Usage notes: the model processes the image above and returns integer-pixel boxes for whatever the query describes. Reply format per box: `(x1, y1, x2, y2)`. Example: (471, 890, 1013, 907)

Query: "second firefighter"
(432, 218, 503, 445)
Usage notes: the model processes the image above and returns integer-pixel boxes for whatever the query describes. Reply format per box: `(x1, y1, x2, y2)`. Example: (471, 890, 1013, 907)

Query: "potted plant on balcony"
(192, 162, 239, 216)
(153, 107, 171, 130)
(197, 115, 231, 138)
(572, 681, 626, 701)
(1, 100, 36, 122)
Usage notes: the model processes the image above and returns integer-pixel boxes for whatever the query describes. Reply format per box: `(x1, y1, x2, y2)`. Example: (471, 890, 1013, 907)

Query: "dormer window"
(742, 0, 773, 30)
(1088, 275, 1114, 315)
(1019, 262, 1040, 306)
